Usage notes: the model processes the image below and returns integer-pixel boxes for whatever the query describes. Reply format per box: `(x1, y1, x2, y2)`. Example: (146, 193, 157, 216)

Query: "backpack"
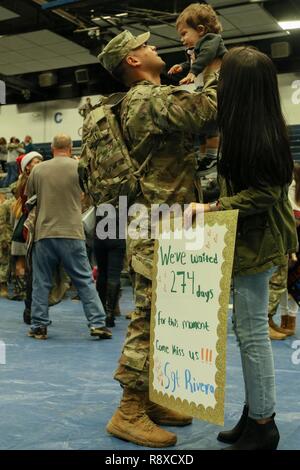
(78, 92, 151, 207)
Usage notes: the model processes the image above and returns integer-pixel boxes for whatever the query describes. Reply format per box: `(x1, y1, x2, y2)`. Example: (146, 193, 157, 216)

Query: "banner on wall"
(149, 210, 238, 426)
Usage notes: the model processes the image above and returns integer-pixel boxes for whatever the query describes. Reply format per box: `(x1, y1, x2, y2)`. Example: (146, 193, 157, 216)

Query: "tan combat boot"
(0, 283, 8, 298)
(106, 388, 177, 447)
(281, 315, 296, 336)
(286, 315, 296, 335)
(269, 315, 293, 336)
(269, 325, 286, 340)
(146, 400, 193, 426)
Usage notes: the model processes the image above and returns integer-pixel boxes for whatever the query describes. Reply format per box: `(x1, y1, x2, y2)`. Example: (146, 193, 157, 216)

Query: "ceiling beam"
(31, 0, 87, 28)
(40, 0, 83, 9)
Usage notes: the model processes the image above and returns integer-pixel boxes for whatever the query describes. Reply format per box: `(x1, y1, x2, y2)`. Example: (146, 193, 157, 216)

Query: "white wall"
(278, 73, 300, 125)
(0, 95, 100, 143)
(0, 72, 300, 143)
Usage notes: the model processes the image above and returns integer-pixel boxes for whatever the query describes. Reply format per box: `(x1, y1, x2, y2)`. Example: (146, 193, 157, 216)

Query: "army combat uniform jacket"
(121, 70, 218, 281)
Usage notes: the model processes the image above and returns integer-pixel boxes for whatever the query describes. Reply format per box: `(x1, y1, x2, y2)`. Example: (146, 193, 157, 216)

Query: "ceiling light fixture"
(278, 21, 300, 30)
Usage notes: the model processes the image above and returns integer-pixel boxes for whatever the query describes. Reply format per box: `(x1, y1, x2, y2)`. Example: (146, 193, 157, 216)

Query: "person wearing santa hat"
(10, 151, 43, 303)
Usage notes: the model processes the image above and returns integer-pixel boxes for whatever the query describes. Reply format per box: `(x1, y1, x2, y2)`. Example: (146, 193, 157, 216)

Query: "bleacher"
(30, 128, 300, 163)
(289, 124, 300, 162)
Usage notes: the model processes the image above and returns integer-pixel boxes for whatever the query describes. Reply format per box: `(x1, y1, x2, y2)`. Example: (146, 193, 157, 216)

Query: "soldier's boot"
(0, 282, 8, 298)
(10, 275, 26, 301)
(145, 399, 193, 426)
(268, 325, 286, 340)
(114, 288, 122, 316)
(106, 388, 177, 447)
(105, 282, 120, 328)
(281, 315, 296, 336)
(269, 315, 293, 336)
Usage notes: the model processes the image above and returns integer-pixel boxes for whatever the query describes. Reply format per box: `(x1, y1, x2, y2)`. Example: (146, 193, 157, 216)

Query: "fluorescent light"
(115, 13, 128, 17)
(278, 21, 300, 30)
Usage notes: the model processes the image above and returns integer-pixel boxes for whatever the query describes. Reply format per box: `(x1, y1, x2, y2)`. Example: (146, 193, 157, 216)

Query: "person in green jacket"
(185, 46, 297, 450)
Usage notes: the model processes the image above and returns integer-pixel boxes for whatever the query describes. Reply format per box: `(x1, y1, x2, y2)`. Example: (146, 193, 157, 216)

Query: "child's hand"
(168, 64, 183, 75)
(179, 72, 196, 85)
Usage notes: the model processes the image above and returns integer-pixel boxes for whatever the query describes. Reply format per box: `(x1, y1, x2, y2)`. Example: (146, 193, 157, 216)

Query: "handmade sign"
(150, 210, 238, 425)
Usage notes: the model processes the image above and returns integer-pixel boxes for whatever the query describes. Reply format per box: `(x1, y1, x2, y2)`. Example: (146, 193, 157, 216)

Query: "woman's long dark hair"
(217, 46, 293, 191)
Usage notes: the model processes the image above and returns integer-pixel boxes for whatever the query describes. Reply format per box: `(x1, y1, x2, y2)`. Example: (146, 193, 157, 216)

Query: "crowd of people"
(0, 1, 299, 452)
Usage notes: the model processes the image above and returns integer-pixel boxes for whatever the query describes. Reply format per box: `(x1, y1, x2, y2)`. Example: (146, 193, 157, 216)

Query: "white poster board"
(150, 210, 238, 425)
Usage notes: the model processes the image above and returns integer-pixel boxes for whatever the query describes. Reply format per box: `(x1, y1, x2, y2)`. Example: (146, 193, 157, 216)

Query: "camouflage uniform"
(268, 258, 289, 317)
(113, 74, 218, 391)
(0, 197, 13, 285)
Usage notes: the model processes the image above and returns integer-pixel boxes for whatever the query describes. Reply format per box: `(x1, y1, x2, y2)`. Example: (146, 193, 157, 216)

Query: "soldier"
(98, 30, 219, 447)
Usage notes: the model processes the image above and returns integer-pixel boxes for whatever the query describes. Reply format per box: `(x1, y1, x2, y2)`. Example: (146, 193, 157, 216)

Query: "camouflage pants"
(0, 244, 10, 284)
(268, 259, 288, 317)
(0, 198, 13, 284)
(114, 238, 153, 392)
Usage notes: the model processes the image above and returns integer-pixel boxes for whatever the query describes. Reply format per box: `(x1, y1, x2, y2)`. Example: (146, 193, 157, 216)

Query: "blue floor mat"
(0, 287, 299, 450)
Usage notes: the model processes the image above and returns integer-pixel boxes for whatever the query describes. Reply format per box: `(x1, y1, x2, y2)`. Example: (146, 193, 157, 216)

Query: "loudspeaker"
(270, 42, 291, 59)
(38, 72, 57, 87)
(75, 68, 89, 83)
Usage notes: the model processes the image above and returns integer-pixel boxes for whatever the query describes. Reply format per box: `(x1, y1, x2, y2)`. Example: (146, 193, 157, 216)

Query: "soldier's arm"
(150, 68, 218, 134)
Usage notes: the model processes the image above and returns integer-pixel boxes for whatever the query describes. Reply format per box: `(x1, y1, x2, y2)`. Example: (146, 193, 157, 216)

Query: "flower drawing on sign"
(154, 358, 164, 387)
(206, 228, 218, 246)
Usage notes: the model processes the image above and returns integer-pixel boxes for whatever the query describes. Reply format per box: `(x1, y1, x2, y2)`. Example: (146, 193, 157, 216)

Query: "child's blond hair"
(176, 3, 222, 34)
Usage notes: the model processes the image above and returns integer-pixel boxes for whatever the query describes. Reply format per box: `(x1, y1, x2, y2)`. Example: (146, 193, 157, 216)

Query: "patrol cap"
(98, 30, 150, 74)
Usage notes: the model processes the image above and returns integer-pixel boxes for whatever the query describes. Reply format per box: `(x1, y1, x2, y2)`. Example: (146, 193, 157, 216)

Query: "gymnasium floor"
(0, 286, 299, 450)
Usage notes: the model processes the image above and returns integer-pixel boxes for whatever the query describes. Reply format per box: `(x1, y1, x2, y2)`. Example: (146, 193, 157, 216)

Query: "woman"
(10, 152, 44, 301)
(186, 47, 297, 450)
